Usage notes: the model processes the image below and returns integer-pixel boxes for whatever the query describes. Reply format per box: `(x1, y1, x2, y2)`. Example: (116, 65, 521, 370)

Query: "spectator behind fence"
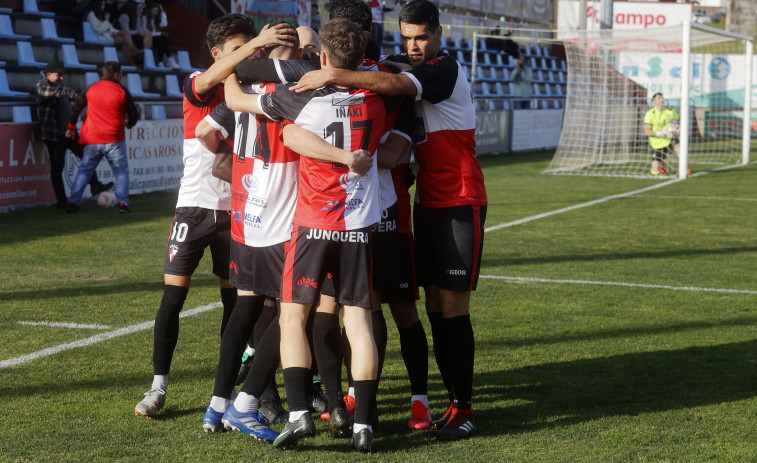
(36, 62, 112, 208)
(86, 0, 142, 66)
(64, 61, 139, 213)
(117, 0, 152, 60)
(140, 2, 178, 68)
(511, 57, 533, 109)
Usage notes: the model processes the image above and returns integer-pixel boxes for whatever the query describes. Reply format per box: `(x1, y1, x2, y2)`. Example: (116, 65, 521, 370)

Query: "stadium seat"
(383, 29, 399, 46)
(23, 0, 55, 17)
(84, 71, 99, 87)
(41, 18, 75, 43)
(151, 104, 166, 119)
(474, 98, 487, 111)
(143, 49, 169, 72)
(0, 15, 31, 40)
(472, 81, 485, 98)
(490, 82, 508, 97)
(0, 7, 11, 14)
(62, 44, 97, 70)
(13, 106, 32, 122)
(496, 67, 509, 81)
(540, 100, 549, 109)
(0, 70, 29, 98)
(17, 41, 46, 68)
(0, 60, 5, 66)
(177, 50, 202, 72)
(127, 73, 160, 99)
(444, 37, 460, 51)
(459, 38, 473, 51)
(103, 46, 136, 72)
(82, 22, 113, 45)
(476, 66, 497, 82)
(165, 74, 183, 98)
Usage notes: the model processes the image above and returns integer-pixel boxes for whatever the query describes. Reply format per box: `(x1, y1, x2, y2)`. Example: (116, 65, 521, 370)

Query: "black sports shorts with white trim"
(281, 224, 373, 309)
(413, 204, 486, 291)
(229, 240, 287, 298)
(163, 207, 232, 279)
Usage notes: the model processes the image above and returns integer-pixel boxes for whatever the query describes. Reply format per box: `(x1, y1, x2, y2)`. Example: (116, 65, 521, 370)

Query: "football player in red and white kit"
(225, 18, 402, 452)
(291, 0, 487, 440)
(134, 15, 296, 419)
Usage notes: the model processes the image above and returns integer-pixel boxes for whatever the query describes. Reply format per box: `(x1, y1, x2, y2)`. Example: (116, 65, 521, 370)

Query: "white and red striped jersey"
(258, 84, 401, 231)
(396, 53, 487, 208)
(177, 72, 231, 211)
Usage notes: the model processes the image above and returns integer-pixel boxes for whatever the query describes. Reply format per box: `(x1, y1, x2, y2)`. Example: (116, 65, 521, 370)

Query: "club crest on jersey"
(322, 200, 343, 211)
(242, 174, 258, 193)
(168, 245, 179, 262)
(339, 173, 359, 192)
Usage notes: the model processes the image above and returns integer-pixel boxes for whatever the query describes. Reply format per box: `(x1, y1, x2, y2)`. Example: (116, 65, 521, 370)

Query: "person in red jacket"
(65, 61, 139, 213)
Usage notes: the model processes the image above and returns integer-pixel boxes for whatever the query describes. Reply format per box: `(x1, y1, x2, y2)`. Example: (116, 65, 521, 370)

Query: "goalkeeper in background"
(643, 92, 680, 175)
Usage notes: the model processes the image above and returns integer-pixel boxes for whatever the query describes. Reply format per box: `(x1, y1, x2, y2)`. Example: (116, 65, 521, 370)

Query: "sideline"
(18, 321, 111, 330)
(0, 302, 221, 369)
(479, 275, 757, 295)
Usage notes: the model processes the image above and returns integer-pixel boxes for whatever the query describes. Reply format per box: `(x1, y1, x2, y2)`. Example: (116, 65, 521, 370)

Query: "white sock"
(151, 375, 168, 391)
(288, 410, 308, 422)
(209, 396, 230, 414)
(233, 392, 259, 413)
(353, 423, 372, 433)
(244, 345, 255, 357)
(347, 386, 355, 397)
(411, 394, 429, 408)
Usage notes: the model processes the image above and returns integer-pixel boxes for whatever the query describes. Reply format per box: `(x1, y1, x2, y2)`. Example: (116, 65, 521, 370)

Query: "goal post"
(541, 22, 754, 179)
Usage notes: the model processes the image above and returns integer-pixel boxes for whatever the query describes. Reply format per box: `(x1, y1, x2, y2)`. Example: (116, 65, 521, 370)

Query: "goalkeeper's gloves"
(655, 131, 665, 137)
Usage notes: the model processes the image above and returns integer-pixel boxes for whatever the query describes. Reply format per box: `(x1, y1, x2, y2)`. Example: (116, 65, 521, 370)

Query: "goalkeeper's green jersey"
(644, 106, 680, 149)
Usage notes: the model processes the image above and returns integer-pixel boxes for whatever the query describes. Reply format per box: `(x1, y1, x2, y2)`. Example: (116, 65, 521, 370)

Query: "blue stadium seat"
(490, 82, 508, 97)
(103, 46, 136, 72)
(444, 37, 460, 51)
(0, 70, 29, 98)
(23, 0, 54, 17)
(459, 38, 473, 51)
(85, 71, 99, 87)
(82, 22, 113, 45)
(17, 41, 45, 68)
(143, 49, 169, 72)
(165, 74, 183, 98)
(151, 104, 166, 119)
(41, 18, 74, 43)
(13, 106, 32, 122)
(127, 73, 160, 99)
(0, 15, 31, 40)
(177, 50, 202, 72)
(0, 7, 11, 14)
(62, 44, 97, 70)
(476, 66, 497, 82)
(393, 30, 401, 44)
(383, 29, 399, 46)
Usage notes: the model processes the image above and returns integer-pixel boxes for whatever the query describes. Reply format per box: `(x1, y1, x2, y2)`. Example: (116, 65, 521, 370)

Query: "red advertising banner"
(0, 123, 55, 209)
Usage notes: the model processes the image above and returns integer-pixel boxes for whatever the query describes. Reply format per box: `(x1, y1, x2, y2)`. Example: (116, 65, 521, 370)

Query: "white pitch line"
(484, 178, 681, 232)
(635, 195, 757, 202)
(18, 321, 111, 330)
(0, 302, 221, 369)
(480, 275, 757, 295)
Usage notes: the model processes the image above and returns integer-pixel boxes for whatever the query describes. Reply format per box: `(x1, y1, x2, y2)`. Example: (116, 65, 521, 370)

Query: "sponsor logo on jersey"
(332, 93, 365, 106)
(168, 245, 179, 262)
(372, 218, 397, 233)
(339, 173, 359, 192)
(297, 277, 319, 288)
(448, 269, 467, 275)
(242, 174, 258, 194)
(304, 229, 369, 243)
(232, 209, 262, 227)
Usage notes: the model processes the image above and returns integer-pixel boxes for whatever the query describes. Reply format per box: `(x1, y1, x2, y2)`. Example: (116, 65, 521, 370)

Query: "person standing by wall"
(64, 61, 139, 213)
(36, 62, 111, 208)
(511, 57, 533, 109)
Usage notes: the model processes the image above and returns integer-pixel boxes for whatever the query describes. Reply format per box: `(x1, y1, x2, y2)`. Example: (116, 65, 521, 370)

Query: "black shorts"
(163, 207, 232, 280)
(281, 224, 372, 308)
(652, 144, 675, 162)
(413, 204, 486, 291)
(381, 232, 419, 303)
(229, 240, 287, 298)
(371, 204, 399, 293)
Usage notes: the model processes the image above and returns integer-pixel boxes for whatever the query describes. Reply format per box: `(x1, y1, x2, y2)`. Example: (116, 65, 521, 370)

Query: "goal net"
(543, 23, 753, 178)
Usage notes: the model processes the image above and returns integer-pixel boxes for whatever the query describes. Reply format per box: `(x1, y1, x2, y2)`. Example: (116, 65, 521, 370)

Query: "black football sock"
(398, 320, 429, 396)
(242, 314, 281, 398)
(211, 294, 265, 398)
(427, 311, 454, 402)
(219, 287, 237, 337)
(442, 314, 475, 410)
(312, 312, 344, 412)
(152, 285, 189, 375)
(282, 367, 312, 413)
(353, 379, 378, 426)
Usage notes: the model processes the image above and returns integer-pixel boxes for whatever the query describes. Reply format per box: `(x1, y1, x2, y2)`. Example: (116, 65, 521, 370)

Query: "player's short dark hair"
(263, 21, 299, 56)
(399, 0, 440, 32)
(327, 0, 372, 32)
(206, 14, 257, 51)
(102, 61, 121, 79)
(652, 92, 663, 99)
(319, 18, 367, 70)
